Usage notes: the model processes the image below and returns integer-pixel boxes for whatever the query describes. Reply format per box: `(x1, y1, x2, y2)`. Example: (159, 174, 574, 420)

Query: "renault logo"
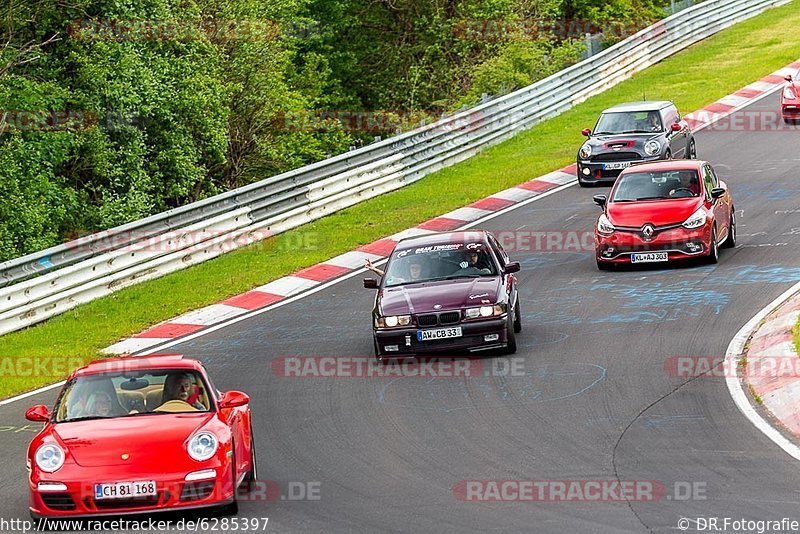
(121, 453, 130, 460)
(641, 224, 655, 240)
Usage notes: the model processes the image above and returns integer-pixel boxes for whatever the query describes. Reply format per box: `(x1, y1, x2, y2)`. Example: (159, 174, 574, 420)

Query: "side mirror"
(785, 74, 793, 82)
(670, 123, 682, 132)
(710, 188, 726, 199)
(25, 404, 50, 422)
(218, 390, 249, 409)
(363, 278, 379, 289)
(503, 262, 521, 274)
(581, 128, 591, 137)
(593, 195, 607, 208)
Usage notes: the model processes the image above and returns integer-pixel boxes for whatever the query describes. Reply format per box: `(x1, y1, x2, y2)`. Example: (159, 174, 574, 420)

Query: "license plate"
(417, 327, 462, 341)
(602, 162, 631, 170)
(631, 252, 668, 263)
(94, 481, 156, 500)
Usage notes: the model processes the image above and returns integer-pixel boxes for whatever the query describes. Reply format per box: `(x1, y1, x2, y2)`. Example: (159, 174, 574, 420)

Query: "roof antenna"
(642, 89, 647, 101)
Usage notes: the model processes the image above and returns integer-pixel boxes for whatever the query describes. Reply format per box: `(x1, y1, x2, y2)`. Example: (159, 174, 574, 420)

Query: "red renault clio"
(593, 160, 735, 269)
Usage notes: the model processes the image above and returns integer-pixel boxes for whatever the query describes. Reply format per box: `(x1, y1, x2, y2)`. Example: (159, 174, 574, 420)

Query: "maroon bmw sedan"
(363, 231, 521, 360)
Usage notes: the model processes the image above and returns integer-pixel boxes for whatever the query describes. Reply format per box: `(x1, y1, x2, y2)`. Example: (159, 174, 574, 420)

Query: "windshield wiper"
(620, 129, 652, 134)
(593, 131, 614, 135)
(61, 415, 107, 423)
(635, 196, 667, 201)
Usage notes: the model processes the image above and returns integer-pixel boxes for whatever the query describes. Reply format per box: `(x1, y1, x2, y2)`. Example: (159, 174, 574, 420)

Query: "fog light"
(185, 469, 217, 482)
(37, 482, 67, 492)
(484, 334, 500, 342)
(385, 345, 399, 352)
(582, 167, 591, 176)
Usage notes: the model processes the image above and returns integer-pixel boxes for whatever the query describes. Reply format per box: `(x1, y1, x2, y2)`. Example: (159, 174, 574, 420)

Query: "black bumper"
(373, 317, 508, 358)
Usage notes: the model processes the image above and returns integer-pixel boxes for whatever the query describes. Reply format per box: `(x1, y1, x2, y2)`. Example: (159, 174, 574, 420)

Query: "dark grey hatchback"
(576, 101, 696, 187)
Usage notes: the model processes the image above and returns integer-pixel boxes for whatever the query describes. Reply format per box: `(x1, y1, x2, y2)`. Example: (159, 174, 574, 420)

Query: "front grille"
(93, 494, 160, 510)
(180, 482, 215, 502)
(41, 493, 75, 511)
(593, 152, 642, 162)
(417, 314, 438, 327)
(439, 312, 461, 324)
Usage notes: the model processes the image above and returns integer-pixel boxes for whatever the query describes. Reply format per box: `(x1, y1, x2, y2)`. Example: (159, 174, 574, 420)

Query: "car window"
(383, 243, 497, 287)
(488, 234, 510, 265)
(54, 369, 212, 422)
(612, 170, 701, 201)
(705, 165, 720, 188)
(702, 165, 716, 199)
(663, 106, 679, 126)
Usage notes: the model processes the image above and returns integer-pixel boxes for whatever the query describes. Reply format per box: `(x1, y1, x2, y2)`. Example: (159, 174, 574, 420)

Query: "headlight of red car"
(682, 207, 707, 230)
(35, 444, 65, 473)
(597, 214, 615, 235)
(188, 431, 218, 461)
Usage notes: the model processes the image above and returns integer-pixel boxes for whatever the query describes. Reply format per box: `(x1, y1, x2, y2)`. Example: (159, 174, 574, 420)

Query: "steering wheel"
(153, 399, 199, 413)
(669, 187, 694, 197)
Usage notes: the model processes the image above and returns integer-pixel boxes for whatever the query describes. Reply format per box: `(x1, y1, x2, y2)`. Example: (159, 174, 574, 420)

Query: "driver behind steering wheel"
(668, 171, 700, 198)
(457, 246, 491, 275)
(162, 372, 204, 410)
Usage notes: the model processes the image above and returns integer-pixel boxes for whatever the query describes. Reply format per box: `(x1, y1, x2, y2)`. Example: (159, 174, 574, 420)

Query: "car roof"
(72, 354, 203, 377)
(393, 230, 490, 252)
(601, 101, 673, 113)
(621, 160, 706, 174)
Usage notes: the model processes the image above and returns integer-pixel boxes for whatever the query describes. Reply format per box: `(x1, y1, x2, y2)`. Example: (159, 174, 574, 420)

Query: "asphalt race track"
(2, 92, 800, 533)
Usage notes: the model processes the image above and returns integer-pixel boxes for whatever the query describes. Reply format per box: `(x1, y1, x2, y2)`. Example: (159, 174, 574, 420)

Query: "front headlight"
(784, 87, 797, 100)
(188, 432, 218, 462)
(35, 444, 65, 473)
(579, 143, 592, 159)
(465, 304, 506, 319)
(376, 315, 411, 328)
(682, 207, 707, 230)
(597, 214, 615, 235)
(644, 140, 661, 156)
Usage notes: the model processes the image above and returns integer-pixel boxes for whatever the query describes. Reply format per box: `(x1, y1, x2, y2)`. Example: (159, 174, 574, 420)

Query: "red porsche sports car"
(782, 69, 800, 123)
(593, 160, 735, 269)
(25, 354, 256, 518)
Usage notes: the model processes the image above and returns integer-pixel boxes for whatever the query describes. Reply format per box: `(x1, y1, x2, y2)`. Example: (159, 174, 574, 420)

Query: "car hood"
(54, 413, 215, 467)
(583, 133, 661, 153)
(607, 198, 703, 227)
(379, 278, 502, 315)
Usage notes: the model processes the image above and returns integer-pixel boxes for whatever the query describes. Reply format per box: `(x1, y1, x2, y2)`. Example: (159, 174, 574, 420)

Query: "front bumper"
(29, 462, 235, 518)
(594, 224, 711, 264)
(374, 317, 508, 358)
(577, 155, 662, 184)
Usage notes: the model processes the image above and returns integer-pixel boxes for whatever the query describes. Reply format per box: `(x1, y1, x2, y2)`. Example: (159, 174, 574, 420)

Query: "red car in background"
(25, 354, 255, 518)
(593, 160, 735, 270)
(781, 69, 800, 123)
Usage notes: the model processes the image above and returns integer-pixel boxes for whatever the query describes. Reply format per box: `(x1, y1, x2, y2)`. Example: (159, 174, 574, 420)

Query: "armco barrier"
(0, 0, 790, 336)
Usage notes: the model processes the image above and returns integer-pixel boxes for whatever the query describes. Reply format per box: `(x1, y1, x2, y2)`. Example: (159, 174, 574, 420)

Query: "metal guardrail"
(0, 0, 789, 336)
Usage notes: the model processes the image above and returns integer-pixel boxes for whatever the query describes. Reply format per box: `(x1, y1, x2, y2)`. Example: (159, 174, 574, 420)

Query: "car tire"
(687, 139, 696, 159)
(722, 209, 736, 248)
(596, 259, 611, 271)
(242, 426, 258, 493)
(505, 313, 517, 354)
(665, 149, 672, 160)
(707, 227, 719, 264)
(513, 297, 522, 333)
(578, 177, 591, 188)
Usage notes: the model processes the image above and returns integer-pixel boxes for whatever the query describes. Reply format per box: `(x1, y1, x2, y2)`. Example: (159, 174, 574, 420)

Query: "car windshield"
(612, 170, 702, 202)
(383, 243, 497, 287)
(594, 110, 663, 134)
(54, 369, 212, 422)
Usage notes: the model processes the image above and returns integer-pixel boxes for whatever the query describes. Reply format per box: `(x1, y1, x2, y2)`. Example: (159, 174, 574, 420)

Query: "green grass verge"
(3, 1, 800, 400)
(794, 315, 800, 355)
